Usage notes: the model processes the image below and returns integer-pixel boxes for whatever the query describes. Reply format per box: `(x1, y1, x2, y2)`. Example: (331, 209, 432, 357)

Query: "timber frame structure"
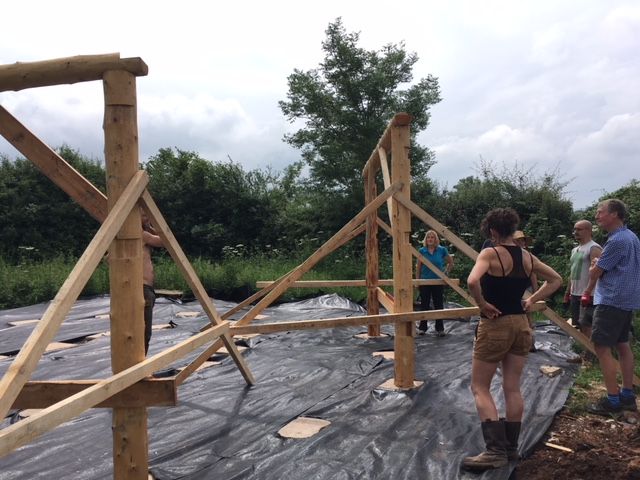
(0, 53, 636, 479)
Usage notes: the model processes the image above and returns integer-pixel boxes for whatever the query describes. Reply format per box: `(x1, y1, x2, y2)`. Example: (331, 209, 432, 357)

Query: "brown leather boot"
(462, 419, 508, 471)
(504, 420, 521, 461)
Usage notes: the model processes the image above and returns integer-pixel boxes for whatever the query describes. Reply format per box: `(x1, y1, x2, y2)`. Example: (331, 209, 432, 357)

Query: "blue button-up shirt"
(595, 225, 640, 311)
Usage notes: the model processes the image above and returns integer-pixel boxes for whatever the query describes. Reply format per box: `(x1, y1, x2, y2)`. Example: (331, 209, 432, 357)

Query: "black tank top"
(480, 245, 533, 315)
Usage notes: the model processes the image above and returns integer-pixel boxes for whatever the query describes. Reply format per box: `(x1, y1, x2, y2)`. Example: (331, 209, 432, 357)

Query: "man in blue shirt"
(583, 199, 640, 414)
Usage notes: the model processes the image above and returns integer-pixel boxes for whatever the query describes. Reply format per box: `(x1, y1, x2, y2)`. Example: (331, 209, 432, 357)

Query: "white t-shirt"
(569, 240, 601, 295)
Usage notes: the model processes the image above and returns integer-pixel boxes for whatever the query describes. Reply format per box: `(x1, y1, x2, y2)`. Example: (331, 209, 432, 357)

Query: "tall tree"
(279, 18, 441, 234)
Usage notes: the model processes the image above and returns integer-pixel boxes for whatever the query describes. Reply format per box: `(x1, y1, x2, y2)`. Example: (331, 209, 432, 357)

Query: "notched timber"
(12, 379, 177, 409)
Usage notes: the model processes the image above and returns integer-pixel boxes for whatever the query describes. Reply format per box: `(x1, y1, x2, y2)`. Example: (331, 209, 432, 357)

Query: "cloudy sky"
(1, 0, 638, 208)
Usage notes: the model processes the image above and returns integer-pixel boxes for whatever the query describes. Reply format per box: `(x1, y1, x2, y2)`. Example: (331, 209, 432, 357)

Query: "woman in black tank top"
(462, 208, 562, 472)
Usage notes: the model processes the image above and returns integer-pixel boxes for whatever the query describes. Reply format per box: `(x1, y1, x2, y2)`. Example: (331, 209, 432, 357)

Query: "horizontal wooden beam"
(12, 379, 177, 409)
(0, 53, 148, 92)
(230, 307, 479, 335)
(255, 279, 459, 288)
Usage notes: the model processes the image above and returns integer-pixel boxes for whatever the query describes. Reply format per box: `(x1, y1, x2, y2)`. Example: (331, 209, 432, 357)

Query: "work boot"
(504, 420, 521, 461)
(462, 419, 508, 471)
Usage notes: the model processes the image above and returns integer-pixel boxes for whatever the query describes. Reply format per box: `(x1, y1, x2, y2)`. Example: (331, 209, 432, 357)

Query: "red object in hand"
(563, 293, 571, 304)
(580, 293, 593, 307)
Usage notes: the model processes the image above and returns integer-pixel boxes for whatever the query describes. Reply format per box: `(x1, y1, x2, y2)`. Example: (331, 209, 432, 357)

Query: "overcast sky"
(1, 0, 638, 209)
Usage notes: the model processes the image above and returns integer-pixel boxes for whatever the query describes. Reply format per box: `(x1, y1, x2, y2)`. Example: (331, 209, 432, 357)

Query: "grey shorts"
(591, 305, 633, 347)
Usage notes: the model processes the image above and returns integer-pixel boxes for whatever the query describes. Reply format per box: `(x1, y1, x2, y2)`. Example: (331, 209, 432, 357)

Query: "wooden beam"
(0, 171, 148, 422)
(365, 170, 380, 334)
(140, 192, 254, 386)
(0, 53, 148, 92)
(236, 183, 402, 327)
(255, 279, 459, 288)
(103, 70, 148, 480)
(376, 287, 396, 313)
(0, 105, 108, 222)
(231, 307, 479, 335)
(362, 113, 412, 177)
(390, 120, 414, 388)
(0, 322, 229, 458)
(378, 147, 394, 228)
(12, 379, 177, 409)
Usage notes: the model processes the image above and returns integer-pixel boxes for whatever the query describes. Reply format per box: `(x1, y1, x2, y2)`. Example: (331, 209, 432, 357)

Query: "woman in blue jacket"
(415, 230, 453, 336)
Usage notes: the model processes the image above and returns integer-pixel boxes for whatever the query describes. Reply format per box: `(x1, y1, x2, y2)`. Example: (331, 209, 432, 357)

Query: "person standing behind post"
(563, 220, 602, 337)
(141, 209, 164, 356)
(415, 230, 453, 336)
(582, 199, 640, 414)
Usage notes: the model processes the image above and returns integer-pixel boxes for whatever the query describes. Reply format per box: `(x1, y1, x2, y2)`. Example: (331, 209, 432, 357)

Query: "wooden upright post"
(390, 118, 414, 388)
(103, 69, 148, 479)
(365, 170, 381, 335)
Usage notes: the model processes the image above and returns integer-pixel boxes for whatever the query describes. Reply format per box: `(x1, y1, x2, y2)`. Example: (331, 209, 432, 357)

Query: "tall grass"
(0, 248, 387, 309)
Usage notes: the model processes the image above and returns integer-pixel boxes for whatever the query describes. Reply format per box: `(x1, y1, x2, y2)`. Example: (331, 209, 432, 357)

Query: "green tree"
(279, 18, 441, 235)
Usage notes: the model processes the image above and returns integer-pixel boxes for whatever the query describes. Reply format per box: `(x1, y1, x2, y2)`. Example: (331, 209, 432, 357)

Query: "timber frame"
(0, 53, 636, 479)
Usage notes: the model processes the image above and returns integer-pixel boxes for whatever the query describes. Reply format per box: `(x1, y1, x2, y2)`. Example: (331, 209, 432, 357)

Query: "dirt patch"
(515, 407, 640, 480)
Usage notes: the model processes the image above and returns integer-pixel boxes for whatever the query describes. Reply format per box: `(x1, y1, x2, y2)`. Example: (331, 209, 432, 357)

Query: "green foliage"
(0, 146, 104, 262)
(433, 160, 573, 255)
(279, 17, 441, 237)
(144, 148, 287, 259)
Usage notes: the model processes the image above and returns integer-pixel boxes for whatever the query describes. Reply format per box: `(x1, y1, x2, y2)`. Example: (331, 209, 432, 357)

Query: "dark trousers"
(143, 284, 156, 355)
(418, 285, 444, 332)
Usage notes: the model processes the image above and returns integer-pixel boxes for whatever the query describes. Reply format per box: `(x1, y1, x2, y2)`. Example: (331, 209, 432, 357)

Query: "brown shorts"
(473, 314, 532, 363)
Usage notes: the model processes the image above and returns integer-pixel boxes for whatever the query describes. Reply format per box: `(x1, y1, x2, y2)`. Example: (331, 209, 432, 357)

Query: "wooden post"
(365, 170, 381, 335)
(103, 69, 148, 480)
(390, 119, 414, 388)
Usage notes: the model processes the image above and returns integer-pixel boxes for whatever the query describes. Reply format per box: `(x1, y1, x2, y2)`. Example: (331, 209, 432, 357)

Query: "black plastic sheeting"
(0, 294, 580, 479)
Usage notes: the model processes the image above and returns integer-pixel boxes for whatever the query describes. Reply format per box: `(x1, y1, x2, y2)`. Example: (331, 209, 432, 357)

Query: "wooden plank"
(390, 121, 414, 388)
(12, 379, 177, 408)
(0, 53, 148, 92)
(364, 171, 380, 335)
(378, 147, 394, 229)
(0, 171, 148, 422)
(140, 192, 255, 386)
(255, 279, 459, 288)
(376, 287, 396, 313)
(0, 105, 108, 223)
(393, 194, 480, 261)
(236, 183, 402, 327)
(0, 322, 229, 458)
(362, 113, 412, 176)
(230, 307, 479, 335)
